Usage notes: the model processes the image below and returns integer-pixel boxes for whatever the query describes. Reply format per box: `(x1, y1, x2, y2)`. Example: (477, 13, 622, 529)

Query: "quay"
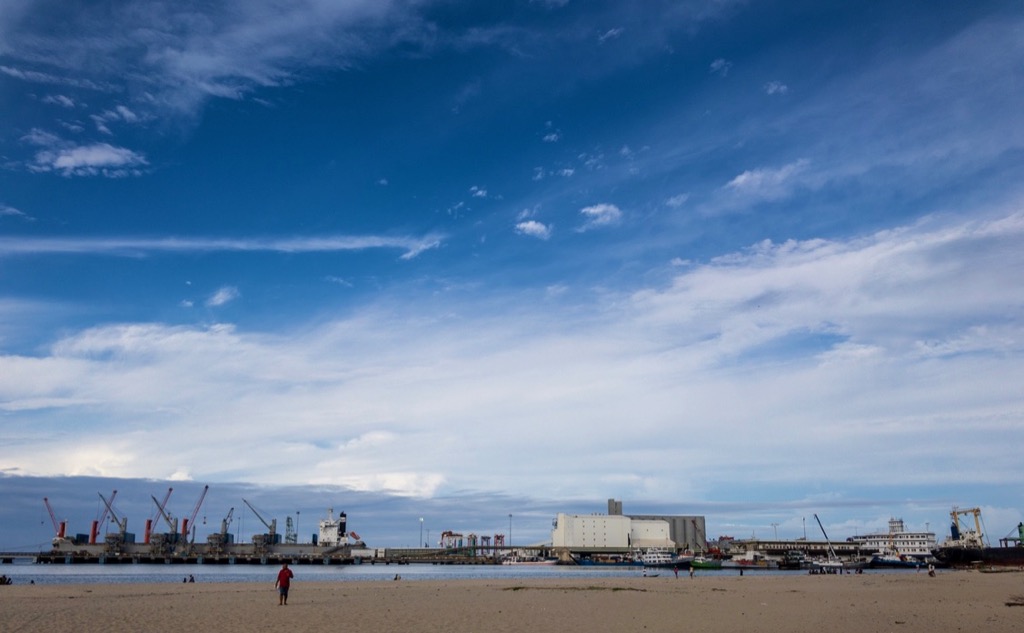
(1, 545, 555, 566)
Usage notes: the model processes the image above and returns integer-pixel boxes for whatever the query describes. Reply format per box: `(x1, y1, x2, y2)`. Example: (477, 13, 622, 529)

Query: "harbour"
(10, 492, 1022, 573)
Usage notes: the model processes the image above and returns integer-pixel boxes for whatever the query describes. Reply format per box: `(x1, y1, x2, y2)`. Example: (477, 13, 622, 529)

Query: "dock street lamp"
(508, 513, 512, 549)
(419, 517, 424, 548)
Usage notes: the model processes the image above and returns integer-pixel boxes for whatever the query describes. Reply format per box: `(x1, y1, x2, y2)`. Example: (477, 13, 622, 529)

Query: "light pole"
(508, 514, 512, 551)
(296, 511, 300, 544)
(419, 517, 424, 548)
(770, 522, 779, 540)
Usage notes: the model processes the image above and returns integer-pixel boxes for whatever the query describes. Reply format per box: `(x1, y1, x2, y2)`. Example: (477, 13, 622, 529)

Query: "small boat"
(573, 553, 642, 567)
(869, 552, 929, 569)
(501, 555, 557, 565)
(689, 555, 722, 570)
(810, 514, 845, 572)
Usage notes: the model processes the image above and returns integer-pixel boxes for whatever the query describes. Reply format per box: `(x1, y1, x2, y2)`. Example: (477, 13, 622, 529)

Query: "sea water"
(0, 560, 916, 586)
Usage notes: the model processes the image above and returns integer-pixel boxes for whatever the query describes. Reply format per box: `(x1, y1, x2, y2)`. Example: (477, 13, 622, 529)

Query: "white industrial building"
(551, 513, 674, 549)
(550, 499, 707, 552)
(851, 518, 937, 558)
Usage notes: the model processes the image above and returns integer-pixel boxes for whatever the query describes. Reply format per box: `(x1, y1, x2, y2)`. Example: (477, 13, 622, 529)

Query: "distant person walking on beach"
(275, 563, 294, 605)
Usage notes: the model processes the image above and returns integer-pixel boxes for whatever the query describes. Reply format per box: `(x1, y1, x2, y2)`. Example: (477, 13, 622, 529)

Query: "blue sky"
(2, 0, 1023, 549)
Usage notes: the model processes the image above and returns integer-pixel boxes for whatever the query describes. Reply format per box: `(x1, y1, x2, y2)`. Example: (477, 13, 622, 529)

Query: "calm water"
(0, 560, 915, 585)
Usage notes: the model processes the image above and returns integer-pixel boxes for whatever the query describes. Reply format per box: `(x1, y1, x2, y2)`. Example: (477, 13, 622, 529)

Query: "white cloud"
(91, 105, 142, 134)
(42, 94, 76, 108)
(325, 276, 354, 287)
(515, 220, 552, 240)
(0, 211, 1021, 501)
(21, 130, 148, 177)
(666, 193, 689, 208)
(470, 185, 488, 198)
(715, 159, 810, 209)
(0, 204, 27, 218)
(206, 286, 240, 307)
(764, 80, 788, 95)
(577, 203, 623, 231)
(598, 28, 623, 43)
(543, 131, 561, 142)
(709, 58, 732, 76)
(0, 233, 444, 260)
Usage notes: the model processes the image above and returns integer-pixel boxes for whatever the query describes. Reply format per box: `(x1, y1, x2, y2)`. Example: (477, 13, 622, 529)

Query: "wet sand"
(3, 570, 1023, 633)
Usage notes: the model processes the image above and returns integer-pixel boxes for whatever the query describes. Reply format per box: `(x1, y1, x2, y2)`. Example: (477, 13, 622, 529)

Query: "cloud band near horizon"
(0, 233, 445, 260)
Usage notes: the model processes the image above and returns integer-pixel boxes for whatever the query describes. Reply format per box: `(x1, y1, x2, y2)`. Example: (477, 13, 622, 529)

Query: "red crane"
(90, 489, 118, 544)
(146, 487, 174, 543)
(43, 497, 67, 540)
(182, 485, 209, 542)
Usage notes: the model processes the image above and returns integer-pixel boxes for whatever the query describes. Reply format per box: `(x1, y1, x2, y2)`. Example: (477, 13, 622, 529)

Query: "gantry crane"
(948, 506, 987, 547)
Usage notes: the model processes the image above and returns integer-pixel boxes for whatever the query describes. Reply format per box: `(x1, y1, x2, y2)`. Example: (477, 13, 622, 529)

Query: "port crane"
(151, 492, 178, 533)
(182, 485, 209, 542)
(43, 497, 68, 544)
(948, 506, 987, 547)
(219, 507, 235, 539)
(242, 499, 277, 552)
(90, 489, 118, 544)
(146, 488, 174, 543)
(98, 491, 128, 550)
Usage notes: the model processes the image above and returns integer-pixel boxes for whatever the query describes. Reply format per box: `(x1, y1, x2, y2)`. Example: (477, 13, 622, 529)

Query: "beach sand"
(3, 570, 1023, 633)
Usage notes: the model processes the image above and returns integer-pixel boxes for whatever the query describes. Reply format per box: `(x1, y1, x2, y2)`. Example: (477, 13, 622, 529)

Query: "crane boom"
(243, 498, 277, 538)
(43, 497, 61, 535)
(182, 485, 209, 540)
(151, 488, 173, 522)
(151, 495, 177, 531)
(220, 507, 235, 536)
(97, 489, 118, 528)
(98, 491, 127, 534)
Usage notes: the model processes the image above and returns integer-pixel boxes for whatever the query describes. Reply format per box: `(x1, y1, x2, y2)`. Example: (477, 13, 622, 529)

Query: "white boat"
(811, 513, 845, 572)
(502, 555, 557, 565)
(639, 548, 694, 568)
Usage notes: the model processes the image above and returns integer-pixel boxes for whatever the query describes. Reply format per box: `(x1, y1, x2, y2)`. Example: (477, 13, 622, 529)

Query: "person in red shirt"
(275, 563, 294, 605)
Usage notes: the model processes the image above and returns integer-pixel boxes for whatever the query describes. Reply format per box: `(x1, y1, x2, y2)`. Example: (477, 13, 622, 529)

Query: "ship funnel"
(950, 521, 960, 540)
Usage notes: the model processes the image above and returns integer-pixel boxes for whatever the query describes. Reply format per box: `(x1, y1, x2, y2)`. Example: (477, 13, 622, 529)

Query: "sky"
(2, 0, 1023, 550)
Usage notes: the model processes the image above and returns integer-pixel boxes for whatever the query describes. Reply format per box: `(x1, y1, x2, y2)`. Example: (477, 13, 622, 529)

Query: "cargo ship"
(931, 506, 1024, 567)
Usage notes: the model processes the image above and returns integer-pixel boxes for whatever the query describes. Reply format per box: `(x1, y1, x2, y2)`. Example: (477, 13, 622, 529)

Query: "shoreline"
(3, 570, 1023, 632)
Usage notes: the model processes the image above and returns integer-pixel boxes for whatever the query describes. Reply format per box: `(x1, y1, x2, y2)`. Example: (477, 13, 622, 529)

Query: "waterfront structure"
(550, 499, 706, 553)
(851, 518, 936, 558)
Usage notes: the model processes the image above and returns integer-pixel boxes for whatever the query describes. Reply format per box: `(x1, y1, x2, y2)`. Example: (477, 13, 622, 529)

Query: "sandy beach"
(2, 570, 1023, 633)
